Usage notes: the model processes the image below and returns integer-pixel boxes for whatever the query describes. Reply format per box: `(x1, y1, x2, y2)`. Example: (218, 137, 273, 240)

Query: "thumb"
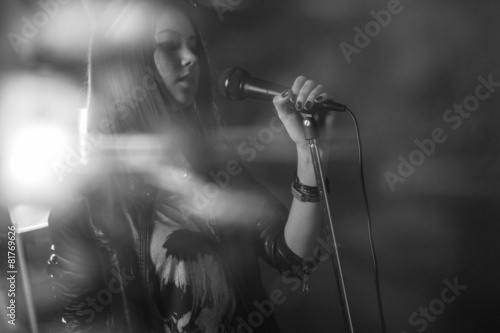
(273, 89, 294, 117)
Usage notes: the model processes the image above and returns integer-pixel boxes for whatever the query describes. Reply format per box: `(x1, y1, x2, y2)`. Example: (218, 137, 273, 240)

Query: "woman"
(48, 1, 331, 332)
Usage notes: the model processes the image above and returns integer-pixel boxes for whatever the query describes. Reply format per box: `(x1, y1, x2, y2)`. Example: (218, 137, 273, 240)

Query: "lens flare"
(6, 125, 68, 187)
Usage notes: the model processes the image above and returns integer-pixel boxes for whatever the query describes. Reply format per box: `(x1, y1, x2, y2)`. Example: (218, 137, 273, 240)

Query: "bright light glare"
(9, 204, 51, 233)
(6, 125, 68, 187)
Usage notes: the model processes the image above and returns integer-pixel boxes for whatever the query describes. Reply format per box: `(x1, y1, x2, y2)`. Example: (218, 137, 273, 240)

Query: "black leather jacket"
(47, 161, 307, 333)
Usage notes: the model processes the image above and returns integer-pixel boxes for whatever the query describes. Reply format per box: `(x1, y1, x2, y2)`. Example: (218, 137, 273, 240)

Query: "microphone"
(217, 67, 347, 113)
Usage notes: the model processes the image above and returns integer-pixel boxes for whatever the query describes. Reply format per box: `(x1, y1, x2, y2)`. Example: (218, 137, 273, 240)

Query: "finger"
(295, 79, 317, 111)
(273, 88, 292, 108)
(290, 76, 307, 103)
(273, 89, 300, 122)
(314, 92, 328, 103)
(304, 85, 328, 111)
(273, 89, 292, 114)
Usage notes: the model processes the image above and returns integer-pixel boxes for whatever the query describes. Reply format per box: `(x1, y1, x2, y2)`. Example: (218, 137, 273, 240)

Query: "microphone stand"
(302, 115, 355, 333)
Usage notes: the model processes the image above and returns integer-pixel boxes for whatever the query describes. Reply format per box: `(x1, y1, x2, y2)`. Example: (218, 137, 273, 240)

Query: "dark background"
(1, 0, 500, 332)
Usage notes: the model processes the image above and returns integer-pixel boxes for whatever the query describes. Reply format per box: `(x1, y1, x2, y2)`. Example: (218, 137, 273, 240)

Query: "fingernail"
(315, 95, 324, 102)
(290, 94, 297, 103)
(282, 90, 290, 98)
(296, 101, 303, 110)
(304, 101, 312, 110)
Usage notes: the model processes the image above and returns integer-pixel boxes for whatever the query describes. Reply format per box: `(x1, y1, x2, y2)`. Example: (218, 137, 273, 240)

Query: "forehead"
(154, 7, 195, 37)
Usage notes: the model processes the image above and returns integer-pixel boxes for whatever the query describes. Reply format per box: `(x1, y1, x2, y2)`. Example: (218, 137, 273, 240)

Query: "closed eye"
(157, 40, 180, 52)
(185, 36, 199, 56)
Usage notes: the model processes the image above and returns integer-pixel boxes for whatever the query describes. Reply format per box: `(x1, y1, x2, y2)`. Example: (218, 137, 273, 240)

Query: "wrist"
(296, 143, 311, 164)
(296, 141, 309, 152)
(296, 146, 317, 186)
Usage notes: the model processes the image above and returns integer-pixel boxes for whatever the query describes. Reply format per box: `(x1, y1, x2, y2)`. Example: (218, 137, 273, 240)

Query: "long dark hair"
(86, 0, 222, 142)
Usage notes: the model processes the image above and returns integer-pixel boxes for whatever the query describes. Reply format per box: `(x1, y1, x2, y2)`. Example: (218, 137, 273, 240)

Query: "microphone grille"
(217, 67, 247, 100)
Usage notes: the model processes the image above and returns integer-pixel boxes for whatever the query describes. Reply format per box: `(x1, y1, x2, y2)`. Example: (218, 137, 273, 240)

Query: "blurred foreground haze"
(0, 0, 499, 332)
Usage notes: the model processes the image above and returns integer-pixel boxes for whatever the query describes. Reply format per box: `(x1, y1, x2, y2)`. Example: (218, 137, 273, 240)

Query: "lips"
(177, 73, 195, 87)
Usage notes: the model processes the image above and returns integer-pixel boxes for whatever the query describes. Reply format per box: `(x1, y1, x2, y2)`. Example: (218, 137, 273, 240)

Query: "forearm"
(284, 144, 325, 258)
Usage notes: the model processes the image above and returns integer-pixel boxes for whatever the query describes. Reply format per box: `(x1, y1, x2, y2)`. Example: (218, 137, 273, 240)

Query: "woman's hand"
(273, 76, 335, 185)
(275, 77, 336, 257)
(273, 76, 332, 150)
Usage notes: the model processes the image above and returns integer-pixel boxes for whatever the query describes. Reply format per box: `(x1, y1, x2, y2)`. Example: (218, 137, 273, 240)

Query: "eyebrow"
(155, 29, 196, 40)
(155, 29, 181, 35)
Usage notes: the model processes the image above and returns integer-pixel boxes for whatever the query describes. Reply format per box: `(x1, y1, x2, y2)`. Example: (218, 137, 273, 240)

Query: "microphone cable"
(345, 108, 387, 333)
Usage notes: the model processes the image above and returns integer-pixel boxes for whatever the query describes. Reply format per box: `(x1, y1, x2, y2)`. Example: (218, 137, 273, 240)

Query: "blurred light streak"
(37, 0, 93, 60)
(94, 1, 162, 49)
(79, 108, 88, 165)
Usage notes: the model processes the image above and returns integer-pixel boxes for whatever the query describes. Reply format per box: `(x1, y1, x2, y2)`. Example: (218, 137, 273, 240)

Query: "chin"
(176, 98, 193, 108)
(175, 94, 197, 109)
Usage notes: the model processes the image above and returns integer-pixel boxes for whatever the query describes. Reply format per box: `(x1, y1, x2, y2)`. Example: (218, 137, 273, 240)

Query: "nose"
(181, 45, 198, 68)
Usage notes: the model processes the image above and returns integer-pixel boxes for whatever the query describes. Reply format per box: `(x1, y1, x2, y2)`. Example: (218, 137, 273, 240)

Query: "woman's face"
(154, 8, 200, 110)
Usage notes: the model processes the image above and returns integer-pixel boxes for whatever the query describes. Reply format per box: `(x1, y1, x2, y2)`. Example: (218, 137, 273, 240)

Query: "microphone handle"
(244, 77, 346, 113)
(244, 77, 287, 101)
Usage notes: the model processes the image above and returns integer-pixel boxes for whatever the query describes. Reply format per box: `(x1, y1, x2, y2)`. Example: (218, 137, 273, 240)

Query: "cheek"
(154, 50, 178, 84)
